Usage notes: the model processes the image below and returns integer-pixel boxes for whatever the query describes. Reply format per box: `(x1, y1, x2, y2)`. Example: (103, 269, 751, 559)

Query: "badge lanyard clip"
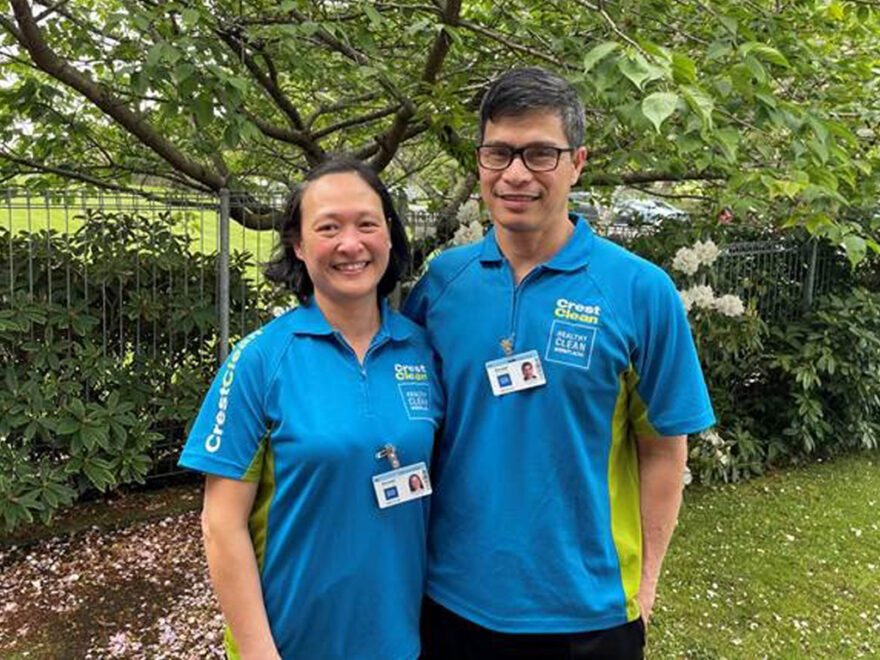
(375, 443, 400, 469)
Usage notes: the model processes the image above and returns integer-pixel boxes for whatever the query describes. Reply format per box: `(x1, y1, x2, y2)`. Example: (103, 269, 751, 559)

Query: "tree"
(0, 1, 878, 257)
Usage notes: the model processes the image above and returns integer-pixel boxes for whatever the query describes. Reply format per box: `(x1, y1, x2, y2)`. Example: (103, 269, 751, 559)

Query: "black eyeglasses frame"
(475, 144, 576, 173)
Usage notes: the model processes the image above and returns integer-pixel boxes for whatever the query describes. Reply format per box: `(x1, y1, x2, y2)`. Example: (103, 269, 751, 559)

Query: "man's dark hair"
(479, 67, 585, 147)
(264, 156, 410, 302)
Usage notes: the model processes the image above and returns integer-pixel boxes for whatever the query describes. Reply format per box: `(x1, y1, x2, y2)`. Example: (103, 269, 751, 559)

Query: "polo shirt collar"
(478, 213, 593, 272)
(290, 297, 412, 342)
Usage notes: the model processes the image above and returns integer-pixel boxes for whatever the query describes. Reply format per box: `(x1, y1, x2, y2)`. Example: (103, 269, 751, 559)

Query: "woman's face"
(295, 172, 391, 307)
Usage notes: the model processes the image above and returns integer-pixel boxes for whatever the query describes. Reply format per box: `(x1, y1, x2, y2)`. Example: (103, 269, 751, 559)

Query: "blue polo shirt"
(179, 299, 443, 659)
(403, 216, 714, 633)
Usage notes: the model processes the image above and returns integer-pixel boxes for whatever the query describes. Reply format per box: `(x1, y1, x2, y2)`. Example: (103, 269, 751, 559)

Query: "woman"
(178, 157, 443, 659)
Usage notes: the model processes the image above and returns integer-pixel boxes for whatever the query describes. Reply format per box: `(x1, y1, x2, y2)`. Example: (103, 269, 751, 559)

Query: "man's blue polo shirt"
(403, 216, 714, 633)
(178, 299, 443, 659)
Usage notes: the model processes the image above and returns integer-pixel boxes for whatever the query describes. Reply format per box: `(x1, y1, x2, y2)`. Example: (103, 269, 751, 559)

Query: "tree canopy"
(0, 1, 878, 256)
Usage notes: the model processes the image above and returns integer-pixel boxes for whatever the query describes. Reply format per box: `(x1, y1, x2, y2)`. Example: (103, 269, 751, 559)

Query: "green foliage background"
(0, 209, 285, 531)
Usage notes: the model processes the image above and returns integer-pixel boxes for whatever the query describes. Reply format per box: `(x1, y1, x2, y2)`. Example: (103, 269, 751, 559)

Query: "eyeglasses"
(476, 145, 575, 172)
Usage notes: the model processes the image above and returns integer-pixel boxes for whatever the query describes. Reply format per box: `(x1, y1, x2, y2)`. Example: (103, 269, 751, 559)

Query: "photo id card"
(485, 349, 547, 396)
(372, 461, 432, 509)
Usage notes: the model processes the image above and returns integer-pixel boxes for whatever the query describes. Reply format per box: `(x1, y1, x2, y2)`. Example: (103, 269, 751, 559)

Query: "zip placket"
(333, 331, 390, 416)
(504, 263, 542, 355)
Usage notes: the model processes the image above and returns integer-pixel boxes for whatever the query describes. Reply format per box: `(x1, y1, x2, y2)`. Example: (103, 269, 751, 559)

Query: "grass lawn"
(1, 452, 877, 657)
(0, 192, 279, 282)
(649, 451, 880, 658)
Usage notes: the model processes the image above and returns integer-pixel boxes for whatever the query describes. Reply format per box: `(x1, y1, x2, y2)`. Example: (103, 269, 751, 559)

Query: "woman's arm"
(202, 475, 281, 660)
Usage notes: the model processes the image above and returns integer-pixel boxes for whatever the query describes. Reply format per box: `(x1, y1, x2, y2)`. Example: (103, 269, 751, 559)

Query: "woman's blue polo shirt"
(178, 299, 443, 659)
(403, 217, 714, 633)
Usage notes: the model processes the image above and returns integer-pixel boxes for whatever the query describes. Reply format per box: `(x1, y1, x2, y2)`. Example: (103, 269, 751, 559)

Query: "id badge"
(372, 462, 432, 509)
(485, 349, 546, 396)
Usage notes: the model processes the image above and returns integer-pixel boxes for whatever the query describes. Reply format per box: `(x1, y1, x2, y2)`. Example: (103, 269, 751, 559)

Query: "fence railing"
(1, 188, 841, 480)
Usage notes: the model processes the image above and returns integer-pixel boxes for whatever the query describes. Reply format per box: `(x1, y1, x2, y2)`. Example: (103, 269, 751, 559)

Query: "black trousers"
(420, 598, 645, 660)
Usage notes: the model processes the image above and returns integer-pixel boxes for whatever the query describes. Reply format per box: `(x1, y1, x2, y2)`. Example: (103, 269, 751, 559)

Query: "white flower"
(687, 284, 715, 310)
(702, 429, 724, 448)
(679, 289, 694, 312)
(452, 219, 485, 246)
(713, 294, 745, 317)
(672, 247, 701, 275)
(693, 239, 721, 267)
(455, 200, 481, 226)
(682, 464, 693, 487)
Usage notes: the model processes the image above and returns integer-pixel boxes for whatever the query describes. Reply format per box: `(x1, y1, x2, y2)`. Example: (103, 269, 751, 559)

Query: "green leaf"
(681, 85, 715, 128)
(618, 53, 666, 90)
(641, 92, 680, 132)
(744, 56, 768, 83)
(740, 42, 790, 68)
(69, 398, 86, 421)
(842, 235, 866, 267)
(181, 8, 200, 27)
(54, 417, 80, 435)
(706, 41, 731, 61)
(223, 123, 240, 148)
(583, 42, 620, 74)
(145, 43, 165, 68)
(364, 4, 383, 26)
(671, 53, 696, 84)
(715, 127, 740, 162)
(192, 95, 213, 127)
(82, 458, 115, 492)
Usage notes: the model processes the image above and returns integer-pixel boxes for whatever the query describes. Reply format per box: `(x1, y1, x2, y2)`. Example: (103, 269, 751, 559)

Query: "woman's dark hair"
(265, 157, 410, 302)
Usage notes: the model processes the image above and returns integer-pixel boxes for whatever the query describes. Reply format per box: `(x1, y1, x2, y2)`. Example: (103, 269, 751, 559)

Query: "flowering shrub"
(623, 217, 879, 484)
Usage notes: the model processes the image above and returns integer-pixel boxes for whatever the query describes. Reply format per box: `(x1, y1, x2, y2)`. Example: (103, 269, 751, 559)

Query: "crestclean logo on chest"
(554, 298, 601, 324)
(204, 328, 264, 454)
(395, 363, 429, 381)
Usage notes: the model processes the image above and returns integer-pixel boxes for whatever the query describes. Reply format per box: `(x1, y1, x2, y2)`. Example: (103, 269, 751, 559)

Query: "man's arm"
(636, 434, 688, 624)
(202, 475, 281, 660)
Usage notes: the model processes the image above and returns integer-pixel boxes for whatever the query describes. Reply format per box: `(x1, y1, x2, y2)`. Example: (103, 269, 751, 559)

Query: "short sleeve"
(629, 269, 715, 437)
(402, 270, 433, 325)
(178, 332, 270, 480)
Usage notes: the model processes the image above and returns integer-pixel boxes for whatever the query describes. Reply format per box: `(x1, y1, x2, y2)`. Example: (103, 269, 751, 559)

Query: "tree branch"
(583, 170, 727, 186)
(0, 149, 213, 194)
(351, 122, 430, 161)
(306, 92, 382, 128)
(215, 26, 309, 134)
(9, 0, 225, 191)
(369, 0, 462, 172)
(457, 19, 568, 68)
(312, 104, 400, 139)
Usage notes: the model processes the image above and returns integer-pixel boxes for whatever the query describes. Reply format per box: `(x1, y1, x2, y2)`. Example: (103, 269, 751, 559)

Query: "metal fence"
(596, 224, 839, 322)
(0, 187, 843, 480)
(714, 238, 837, 321)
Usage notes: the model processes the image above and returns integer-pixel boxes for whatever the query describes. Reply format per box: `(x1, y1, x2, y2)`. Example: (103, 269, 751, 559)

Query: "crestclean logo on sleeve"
(204, 328, 264, 453)
(394, 363, 429, 381)
(554, 298, 601, 324)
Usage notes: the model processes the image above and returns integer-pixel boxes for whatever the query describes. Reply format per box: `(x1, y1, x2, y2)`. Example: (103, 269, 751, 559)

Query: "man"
(403, 67, 715, 658)
(521, 361, 537, 381)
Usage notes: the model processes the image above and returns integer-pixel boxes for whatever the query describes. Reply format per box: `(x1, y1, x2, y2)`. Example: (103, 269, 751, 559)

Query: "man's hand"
(636, 578, 657, 625)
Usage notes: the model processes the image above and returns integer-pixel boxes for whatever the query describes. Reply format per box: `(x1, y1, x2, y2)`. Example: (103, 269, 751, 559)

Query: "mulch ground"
(0, 484, 225, 658)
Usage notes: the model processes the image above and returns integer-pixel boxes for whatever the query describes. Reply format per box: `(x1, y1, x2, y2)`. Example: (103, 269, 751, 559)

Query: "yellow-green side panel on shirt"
(225, 438, 276, 659)
(608, 366, 657, 622)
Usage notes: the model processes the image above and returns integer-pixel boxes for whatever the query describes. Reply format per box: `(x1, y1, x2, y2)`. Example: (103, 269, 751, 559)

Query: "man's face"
(479, 111, 586, 235)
